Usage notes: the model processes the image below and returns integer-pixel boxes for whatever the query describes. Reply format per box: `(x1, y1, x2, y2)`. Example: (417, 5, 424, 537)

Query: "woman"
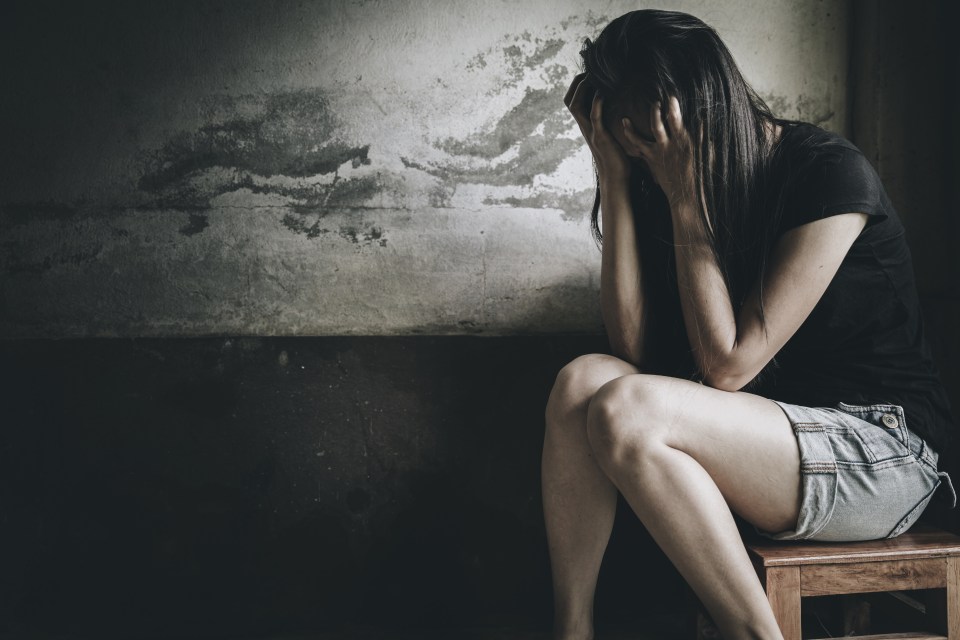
(541, 9, 957, 640)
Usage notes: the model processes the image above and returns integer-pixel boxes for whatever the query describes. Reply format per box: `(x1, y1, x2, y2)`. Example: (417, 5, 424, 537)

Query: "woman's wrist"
(599, 174, 631, 200)
(669, 195, 697, 218)
(670, 198, 711, 242)
(600, 181, 633, 223)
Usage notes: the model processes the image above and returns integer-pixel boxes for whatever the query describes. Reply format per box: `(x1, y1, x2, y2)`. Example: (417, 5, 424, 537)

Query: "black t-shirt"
(752, 122, 956, 456)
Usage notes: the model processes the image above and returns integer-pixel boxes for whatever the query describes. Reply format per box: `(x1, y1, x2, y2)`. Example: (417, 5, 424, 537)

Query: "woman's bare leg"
(542, 354, 639, 640)
(586, 374, 802, 640)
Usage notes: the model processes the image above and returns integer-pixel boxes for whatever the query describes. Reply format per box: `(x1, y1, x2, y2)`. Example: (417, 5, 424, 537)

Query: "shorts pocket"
(886, 480, 941, 539)
(835, 402, 912, 463)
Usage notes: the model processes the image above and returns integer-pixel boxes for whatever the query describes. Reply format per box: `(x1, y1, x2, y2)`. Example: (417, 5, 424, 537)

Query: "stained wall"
(0, 0, 851, 337)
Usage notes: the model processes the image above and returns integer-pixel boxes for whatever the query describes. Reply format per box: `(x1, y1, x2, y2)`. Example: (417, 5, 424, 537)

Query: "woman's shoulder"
(771, 122, 870, 194)
(772, 121, 888, 232)
(775, 121, 863, 161)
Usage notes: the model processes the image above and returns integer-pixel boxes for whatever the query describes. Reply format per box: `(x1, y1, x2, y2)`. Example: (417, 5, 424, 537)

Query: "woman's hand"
(622, 96, 696, 208)
(564, 73, 630, 186)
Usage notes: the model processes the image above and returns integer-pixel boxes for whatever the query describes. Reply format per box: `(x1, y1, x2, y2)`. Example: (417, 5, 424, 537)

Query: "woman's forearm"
(671, 200, 870, 392)
(599, 180, 647, 367)
(561, 73, 648, 364)
(670, 200, 740, 387)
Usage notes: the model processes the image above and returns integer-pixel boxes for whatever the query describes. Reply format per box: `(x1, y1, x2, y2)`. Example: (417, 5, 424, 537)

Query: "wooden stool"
(746, 525, 960, 639)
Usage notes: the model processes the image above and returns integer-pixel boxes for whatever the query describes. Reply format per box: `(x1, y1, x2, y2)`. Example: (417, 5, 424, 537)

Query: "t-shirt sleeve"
(779, 143, 887, 232)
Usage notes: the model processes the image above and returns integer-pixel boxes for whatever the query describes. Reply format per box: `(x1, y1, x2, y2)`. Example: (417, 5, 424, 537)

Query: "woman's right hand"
(564, 73, 631, 186)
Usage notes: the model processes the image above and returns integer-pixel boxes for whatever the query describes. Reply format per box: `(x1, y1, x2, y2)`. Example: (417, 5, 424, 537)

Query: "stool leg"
(766, 566, 801, 640)
(948, 557, 959, 640)
(842, 594, 871, 635)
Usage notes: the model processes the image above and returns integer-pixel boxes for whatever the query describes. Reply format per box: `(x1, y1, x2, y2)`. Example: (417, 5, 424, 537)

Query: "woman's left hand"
(622, 96, 696, 209)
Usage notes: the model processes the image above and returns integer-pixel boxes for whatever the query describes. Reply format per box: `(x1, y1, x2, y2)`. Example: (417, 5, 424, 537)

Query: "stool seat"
(746, 525, 960, 640)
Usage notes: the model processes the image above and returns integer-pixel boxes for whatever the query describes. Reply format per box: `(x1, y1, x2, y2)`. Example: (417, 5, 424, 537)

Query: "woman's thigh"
(587, 373, 802, 534)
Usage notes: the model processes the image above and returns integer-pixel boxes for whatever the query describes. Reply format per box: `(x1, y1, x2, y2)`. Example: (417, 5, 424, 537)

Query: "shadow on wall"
(0, 335, 692, 636)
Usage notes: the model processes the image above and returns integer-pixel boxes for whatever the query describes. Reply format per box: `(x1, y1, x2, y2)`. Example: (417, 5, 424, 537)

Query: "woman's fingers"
(588, 94, 631, 179)
(621, 117, 652, 151)
(563, 72, 587, 108)
(562, 75, 629, 179)
(620, 118, 651, 162)
(666, 96, 684, 139)
(651, 100, 669, 144)
(590, 93, 603, 130)
(566, 77, 593, 129)
(590, 95, 618, 147)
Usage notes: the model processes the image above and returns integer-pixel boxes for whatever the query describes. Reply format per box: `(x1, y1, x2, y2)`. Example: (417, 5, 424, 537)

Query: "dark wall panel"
(0, 336, 691, 638)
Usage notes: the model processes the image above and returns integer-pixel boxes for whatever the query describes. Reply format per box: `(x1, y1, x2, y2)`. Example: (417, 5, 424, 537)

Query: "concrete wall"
(0, 0, 851, 337)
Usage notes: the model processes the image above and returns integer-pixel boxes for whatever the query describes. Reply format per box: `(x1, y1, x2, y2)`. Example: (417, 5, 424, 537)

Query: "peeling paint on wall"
(0, 1, 852, 337)
(404, 21, 599, 216)
(126, 19, 597, 224)
(179, 213, 210, 236)
(136, 90, 374, 214)
(338, 225, 387, 247)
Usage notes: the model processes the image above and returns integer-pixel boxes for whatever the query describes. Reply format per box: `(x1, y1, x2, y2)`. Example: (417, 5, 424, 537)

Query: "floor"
(0, 615, 688, 640)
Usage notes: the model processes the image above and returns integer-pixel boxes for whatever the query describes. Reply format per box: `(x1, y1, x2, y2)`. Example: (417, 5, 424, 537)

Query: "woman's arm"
(598, 176, 647, 366)
(565, 74, 648, 366)
(671, 202, 866, 390)
(623, 98, 867, 390)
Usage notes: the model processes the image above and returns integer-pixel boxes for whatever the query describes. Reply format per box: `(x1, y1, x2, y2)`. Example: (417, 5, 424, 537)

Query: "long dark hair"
(581, 9, 796, 327)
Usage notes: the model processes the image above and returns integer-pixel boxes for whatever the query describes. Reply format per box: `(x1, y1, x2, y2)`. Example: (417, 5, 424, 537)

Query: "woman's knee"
(585, 375, 671, 467)
(545, 354, 638, 426)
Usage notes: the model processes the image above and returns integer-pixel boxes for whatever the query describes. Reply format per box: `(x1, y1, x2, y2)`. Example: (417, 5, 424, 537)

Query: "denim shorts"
(756, 400, 957, 542)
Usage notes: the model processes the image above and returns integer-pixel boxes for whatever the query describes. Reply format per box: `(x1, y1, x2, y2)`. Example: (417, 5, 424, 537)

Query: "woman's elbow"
(607, 333, 643, 368)
(609, 343, 643, 369)
(698, 345, 760, 392)
(701, 366, 750, 392)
